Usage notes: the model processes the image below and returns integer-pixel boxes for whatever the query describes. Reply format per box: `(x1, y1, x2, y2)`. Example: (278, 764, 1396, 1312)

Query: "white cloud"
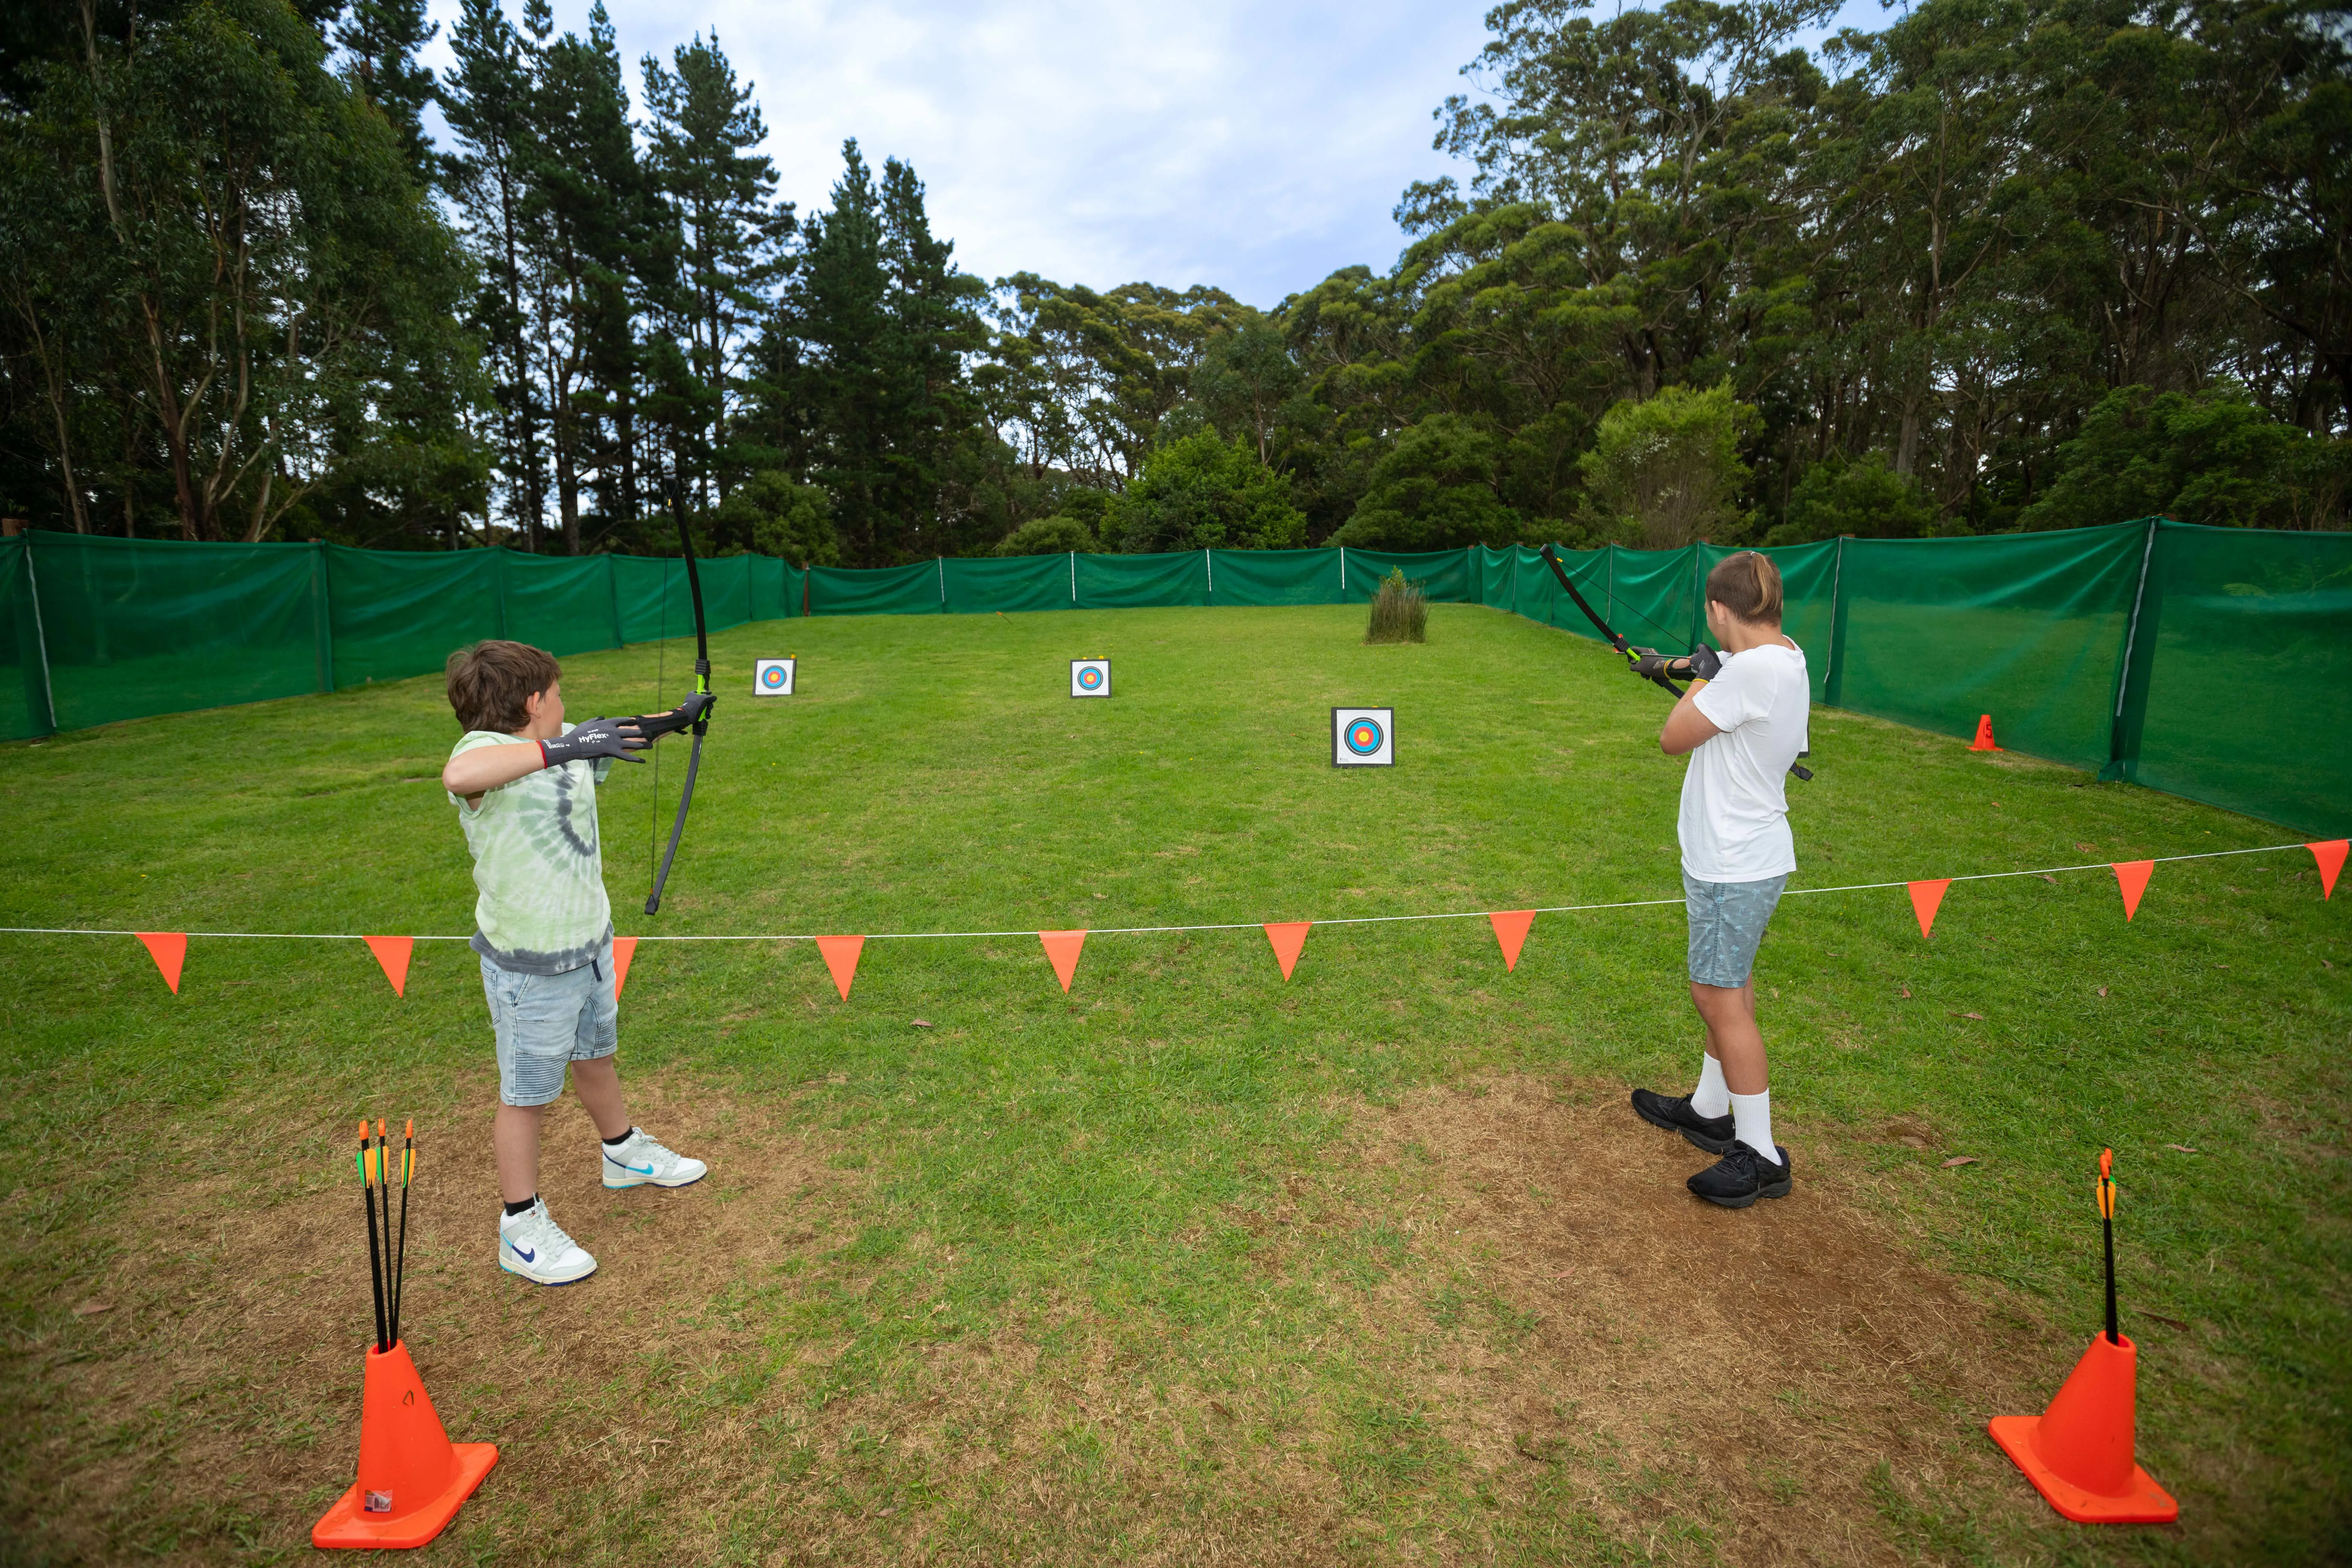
(423, 0, 1492, 307)
(418, 0, 1902, 308)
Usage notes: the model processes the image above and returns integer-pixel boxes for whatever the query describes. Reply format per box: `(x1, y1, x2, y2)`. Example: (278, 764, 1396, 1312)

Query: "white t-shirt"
(1677, 640, 1810, 883)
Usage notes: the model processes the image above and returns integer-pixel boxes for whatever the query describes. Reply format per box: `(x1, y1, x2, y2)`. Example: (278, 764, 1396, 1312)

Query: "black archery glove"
(1630, 647, 1677, 681)
(631, 691, 715, 742)
(538, 715, 648, 768)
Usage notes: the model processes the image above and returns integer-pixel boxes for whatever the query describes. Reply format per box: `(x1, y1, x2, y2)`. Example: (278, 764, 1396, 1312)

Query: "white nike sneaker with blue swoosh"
(601, 1127, 707, 1190)
(498, 1198, 596, 1286)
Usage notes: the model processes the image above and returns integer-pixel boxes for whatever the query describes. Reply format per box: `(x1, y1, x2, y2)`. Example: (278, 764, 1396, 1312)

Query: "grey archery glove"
(1630, 648, 1676, 680)
(631, 691, 715, 742)
(538, 716, 648, 767)
(1676, 645, 1723, 683)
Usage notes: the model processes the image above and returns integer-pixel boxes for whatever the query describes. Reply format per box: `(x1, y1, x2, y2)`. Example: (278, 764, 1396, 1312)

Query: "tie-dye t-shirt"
(447, 730, 614, 974)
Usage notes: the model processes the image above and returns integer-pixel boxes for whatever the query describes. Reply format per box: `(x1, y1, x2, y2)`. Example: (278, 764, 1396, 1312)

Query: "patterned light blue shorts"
(1684, 872, 1788, 989)
(481, 938, 619, 1106)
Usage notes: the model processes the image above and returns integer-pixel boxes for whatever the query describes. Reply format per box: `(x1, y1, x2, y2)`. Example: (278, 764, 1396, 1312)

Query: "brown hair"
(446, 640, 560, 732)
(1704, 551, 1783, 625)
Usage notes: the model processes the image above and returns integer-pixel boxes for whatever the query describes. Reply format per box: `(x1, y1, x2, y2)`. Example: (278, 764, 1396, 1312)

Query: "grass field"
(0, 601, 2345, 1566)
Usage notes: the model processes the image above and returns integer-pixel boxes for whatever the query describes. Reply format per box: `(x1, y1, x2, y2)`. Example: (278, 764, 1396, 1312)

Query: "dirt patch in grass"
(8, 1071, 863, 1565)
(1318, 1075, 2063, 1563)
(10, 1072, 2078, 1566)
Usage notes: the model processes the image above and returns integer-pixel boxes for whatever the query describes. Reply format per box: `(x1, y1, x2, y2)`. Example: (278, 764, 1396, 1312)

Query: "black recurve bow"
(1537, 544, 1687, 697)
(1536, 544, 1811, 779)
(645, 490, 712, 916)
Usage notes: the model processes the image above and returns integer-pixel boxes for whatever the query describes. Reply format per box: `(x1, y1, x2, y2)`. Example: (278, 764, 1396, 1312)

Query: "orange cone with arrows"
(314, 1119, 496, 1548)
(1988, 1150, 2177, 1524)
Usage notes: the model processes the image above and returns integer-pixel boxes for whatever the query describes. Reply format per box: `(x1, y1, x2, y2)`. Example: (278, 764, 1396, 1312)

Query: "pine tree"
(527, 1, 648, 553)
(642, 32, 792, 532)
(336, 0, 439, 187)
(441, 0, 547, 547)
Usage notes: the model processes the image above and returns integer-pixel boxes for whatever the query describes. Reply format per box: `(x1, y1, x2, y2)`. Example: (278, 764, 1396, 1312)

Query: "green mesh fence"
(2120, 524, 2352, 836)
(4, 523, 2341, 835)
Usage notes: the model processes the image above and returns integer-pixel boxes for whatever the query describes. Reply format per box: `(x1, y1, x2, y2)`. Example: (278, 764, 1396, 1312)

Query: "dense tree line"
(2, 0, 2344, 564)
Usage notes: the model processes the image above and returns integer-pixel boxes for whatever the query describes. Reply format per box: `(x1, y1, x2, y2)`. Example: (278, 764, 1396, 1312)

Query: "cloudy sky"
(419, 0, 1896, 309)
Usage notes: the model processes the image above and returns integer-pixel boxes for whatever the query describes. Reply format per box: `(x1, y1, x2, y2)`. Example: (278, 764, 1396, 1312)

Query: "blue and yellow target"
(1077, 665, 1104, 691)
(1331, 706, 1395, 766)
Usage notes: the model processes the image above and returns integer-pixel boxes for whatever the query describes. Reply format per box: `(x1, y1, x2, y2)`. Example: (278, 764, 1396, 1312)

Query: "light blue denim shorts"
(481, 938, 619, 1106)
(1684, 872, 1788, 989)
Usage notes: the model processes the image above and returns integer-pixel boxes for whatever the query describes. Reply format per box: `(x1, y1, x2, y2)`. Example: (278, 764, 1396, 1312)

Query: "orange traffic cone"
(312, 1340, 498, 1548)
(1990, 1334, 2176, 1522)
(1968, 714, 2001, 751)
(1988, 1150, 2176, 1524)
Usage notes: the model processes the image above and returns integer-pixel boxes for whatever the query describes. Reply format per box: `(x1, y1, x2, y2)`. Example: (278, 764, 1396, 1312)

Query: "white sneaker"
(601, 1127, 707, 1190)
(498, 1198, 597, 1286)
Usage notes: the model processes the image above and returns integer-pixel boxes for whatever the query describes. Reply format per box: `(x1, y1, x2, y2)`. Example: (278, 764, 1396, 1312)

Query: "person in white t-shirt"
(1628, 551, 1810, 1208)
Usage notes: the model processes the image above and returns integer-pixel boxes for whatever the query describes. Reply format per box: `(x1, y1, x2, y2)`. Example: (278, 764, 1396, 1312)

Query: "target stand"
(1070, 659, 1112, 698)
(1332, 707, 1394, 767)
(753, 657, 796, 696)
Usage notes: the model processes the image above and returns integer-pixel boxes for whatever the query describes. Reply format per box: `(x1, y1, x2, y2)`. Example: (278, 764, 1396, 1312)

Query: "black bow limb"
(646, 500, 713, 917)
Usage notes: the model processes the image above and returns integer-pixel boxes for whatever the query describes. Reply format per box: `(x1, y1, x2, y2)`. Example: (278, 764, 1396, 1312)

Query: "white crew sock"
(1692, 1055, 1731, 1119)
(1730, 1090, 1782, 1163)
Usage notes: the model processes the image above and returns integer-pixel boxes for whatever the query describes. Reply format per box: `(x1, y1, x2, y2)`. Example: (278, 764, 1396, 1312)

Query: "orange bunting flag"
(2112, 860, 2155, 921)
(136, 931, 187, 994)
(1907, 880, 1952, 939)
(363, 935, 413, 997)
(1264, 921, 1312, 981)
(610, 936, 637, 998)
(1040, 929, 1087, 992)
(816, 935, 865, 1000)
(2309, 840, 2347, 900)
(1488, 911, 1535, 972)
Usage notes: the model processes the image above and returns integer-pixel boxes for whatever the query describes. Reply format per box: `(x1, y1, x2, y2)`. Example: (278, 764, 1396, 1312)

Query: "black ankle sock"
(601, 1127, 635, 1148)
(503, 1194, 537, 1217)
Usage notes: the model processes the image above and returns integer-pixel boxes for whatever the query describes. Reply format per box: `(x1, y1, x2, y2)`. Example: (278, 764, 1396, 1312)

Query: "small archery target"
(1070, 658, 1111, 698)
(1332, 707, 1394, 767)
(753, 657, 796, 696)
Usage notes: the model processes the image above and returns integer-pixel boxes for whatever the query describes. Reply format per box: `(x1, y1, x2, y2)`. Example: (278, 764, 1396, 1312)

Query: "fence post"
(1605, 541, 1615, 626)
(937, 555, 945, 611)
(2102, 518, 2164, 782)
(492, 547, 509, 638)
(1822, 535, 1847, 705)
(1205, 547, 1213, 602)
(18, 535, 57, 735)
(607, 553, 625, 647)
(310, 539, 335, 693)
(1339, 546, 1347, 597)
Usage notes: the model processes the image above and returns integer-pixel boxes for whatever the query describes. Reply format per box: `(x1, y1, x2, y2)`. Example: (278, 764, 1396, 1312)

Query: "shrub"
(1364, 568, 1427, 644)
(994, 513, 1098, 556)
(1327, 413, 1523, 550)
(1766, 452, 1937, 544)
(1577, 382, 1759, 547)
(1107, 431, 1308, 552)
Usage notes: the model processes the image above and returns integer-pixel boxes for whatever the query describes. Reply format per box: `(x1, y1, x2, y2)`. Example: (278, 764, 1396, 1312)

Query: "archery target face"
(1070, 659, 1111, 698)
(753, 657, 796, 696)
(1332, 707, 1394, 767)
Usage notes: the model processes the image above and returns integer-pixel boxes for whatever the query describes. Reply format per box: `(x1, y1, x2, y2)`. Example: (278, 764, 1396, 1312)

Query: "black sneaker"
(1629, 1088, 1736, 1155)
(1687, 1141, 1793, 1209)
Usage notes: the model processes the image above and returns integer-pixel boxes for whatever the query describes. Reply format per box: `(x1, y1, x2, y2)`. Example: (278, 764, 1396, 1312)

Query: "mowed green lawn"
(0, 602, 2343, 1566)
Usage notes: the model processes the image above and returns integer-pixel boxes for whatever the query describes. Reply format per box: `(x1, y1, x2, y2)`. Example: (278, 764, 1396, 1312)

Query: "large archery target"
(1070, 659, 1112, 698)
(753, 657, 796, 696)
(1331, 707, 1394, 767)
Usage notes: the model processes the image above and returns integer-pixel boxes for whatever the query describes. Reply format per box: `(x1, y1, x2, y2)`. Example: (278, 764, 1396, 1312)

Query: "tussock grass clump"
(1364, 568, 1427, 643)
